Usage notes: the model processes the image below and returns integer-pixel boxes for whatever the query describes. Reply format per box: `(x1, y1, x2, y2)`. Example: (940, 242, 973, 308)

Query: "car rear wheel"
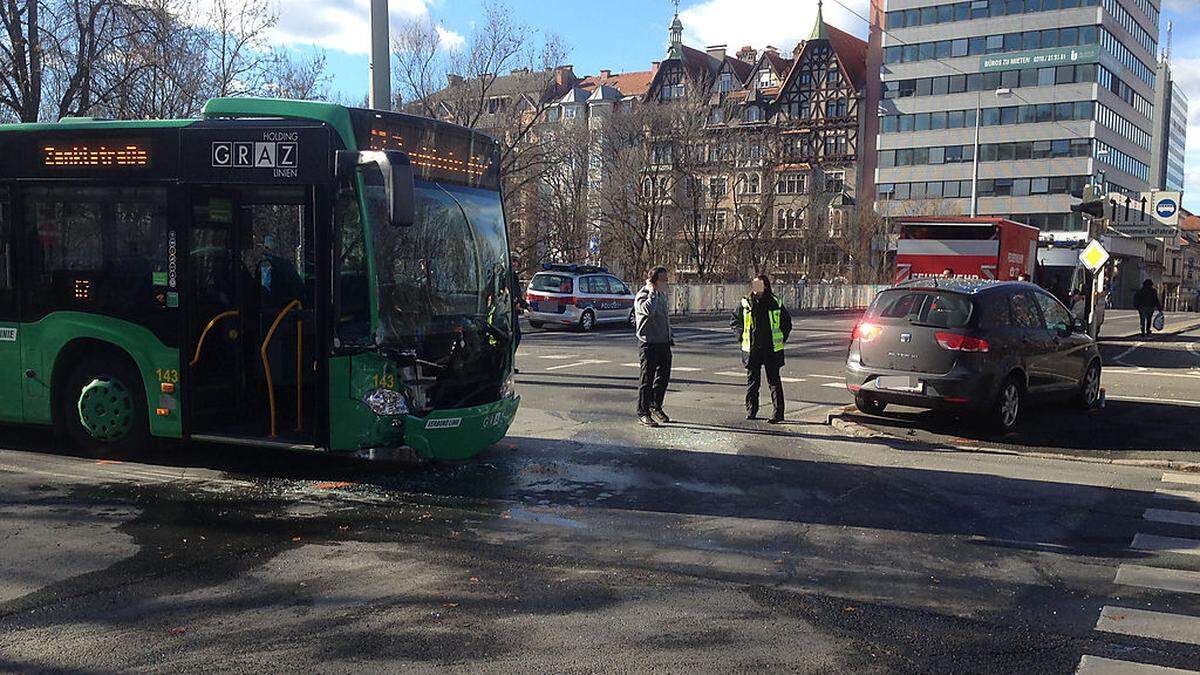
(628, 309, 635, 328)
(529, 320, 545, 329)
(854, 393, 887, 415)
(1076, 361, 1102, 409)
(991, 376, 1023, 432)
(579, 310, 595, 333)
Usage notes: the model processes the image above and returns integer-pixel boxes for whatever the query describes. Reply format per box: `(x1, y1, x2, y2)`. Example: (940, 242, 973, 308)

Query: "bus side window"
(335, 185, 370, 347)
(22, 185, 172, 343)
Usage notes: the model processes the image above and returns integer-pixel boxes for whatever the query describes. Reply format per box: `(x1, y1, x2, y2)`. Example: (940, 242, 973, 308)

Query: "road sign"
(588, 235, 600, 254)
(1079, 239, 1109, 271)
(1153, 191, 1181, 225)
(979, 45, 1099, 72)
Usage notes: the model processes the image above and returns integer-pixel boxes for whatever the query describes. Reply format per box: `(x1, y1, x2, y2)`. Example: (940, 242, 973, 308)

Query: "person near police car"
(730, 274, 793, 424)
(634, 266, 673, 427)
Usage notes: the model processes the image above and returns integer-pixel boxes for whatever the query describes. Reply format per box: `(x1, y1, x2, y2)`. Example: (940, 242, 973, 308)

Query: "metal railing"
(668, 284, 887, 317)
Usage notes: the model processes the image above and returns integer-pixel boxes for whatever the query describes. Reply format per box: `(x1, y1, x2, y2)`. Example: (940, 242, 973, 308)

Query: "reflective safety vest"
(740, 297, 785, 353)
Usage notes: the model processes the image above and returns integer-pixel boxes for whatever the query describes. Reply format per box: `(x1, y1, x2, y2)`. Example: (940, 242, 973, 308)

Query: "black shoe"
(651, 409, 670, 424)
(768, 416, 784, 424)
(746, 412, 758, 420)
(638, 415, 660, 428)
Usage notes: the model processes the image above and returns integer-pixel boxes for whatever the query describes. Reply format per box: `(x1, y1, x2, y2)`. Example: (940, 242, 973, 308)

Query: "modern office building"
(873, 0, 1160, 235)
(1150, 54, 1187, 192)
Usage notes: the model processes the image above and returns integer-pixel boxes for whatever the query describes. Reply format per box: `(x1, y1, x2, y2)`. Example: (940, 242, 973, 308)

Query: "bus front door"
(186, 188, 318, 443)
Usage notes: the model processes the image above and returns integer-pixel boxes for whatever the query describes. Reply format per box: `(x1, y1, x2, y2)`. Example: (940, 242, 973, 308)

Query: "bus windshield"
(371, 180, 512, 350)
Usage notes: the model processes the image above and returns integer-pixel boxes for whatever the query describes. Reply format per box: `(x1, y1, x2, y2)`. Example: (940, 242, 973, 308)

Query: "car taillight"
(852, 321, 883, 343)
(935, 332, 989, 352)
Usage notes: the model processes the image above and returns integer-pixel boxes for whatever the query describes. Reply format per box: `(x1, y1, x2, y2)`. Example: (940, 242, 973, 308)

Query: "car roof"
(535, 263, 612, 276)
(891, 279, 1042, 296)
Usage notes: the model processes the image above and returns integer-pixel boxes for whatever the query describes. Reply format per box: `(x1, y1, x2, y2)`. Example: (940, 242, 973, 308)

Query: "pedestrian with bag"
(730, 274, 793, 424)
(1134, 279, 1162, 336)
(635, 266, 673, 427)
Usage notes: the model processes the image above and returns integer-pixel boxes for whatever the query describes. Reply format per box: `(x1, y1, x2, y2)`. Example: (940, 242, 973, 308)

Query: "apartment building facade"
(874, 0, 1160, 236)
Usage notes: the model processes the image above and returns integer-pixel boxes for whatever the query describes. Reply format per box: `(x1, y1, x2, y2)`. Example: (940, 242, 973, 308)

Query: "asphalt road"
(3, 312, 1200, 672)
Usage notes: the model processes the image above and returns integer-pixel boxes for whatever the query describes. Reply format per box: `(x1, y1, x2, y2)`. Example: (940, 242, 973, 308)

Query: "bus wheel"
(60, 355, 149, 457)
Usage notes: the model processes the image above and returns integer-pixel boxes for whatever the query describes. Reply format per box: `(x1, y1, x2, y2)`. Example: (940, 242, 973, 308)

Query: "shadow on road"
(846, 397, 1200, 455)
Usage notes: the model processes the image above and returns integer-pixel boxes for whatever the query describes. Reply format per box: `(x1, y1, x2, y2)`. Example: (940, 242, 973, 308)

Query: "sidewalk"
(1103, 310, 1200, 341)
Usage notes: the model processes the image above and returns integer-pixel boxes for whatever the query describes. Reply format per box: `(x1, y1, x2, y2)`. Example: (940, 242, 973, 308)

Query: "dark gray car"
(844, 280, 1102, 431)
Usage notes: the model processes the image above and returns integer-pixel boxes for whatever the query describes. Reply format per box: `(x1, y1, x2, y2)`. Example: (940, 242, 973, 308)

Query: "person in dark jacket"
(1134, 279, 1162, 336)
(730, 274, 793, 424)
(634, 266, 673, 427)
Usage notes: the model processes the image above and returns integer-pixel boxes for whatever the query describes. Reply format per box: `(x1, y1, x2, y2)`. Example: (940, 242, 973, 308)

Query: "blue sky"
(275, 0, 1200, 209)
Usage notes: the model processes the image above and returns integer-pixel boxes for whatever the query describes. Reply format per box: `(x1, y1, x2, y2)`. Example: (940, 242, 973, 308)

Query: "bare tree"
(203, 0, 278, 98)
(0, 0, 43, 121)
(528, 120, 591, 263)
(265, 48, 329, 101)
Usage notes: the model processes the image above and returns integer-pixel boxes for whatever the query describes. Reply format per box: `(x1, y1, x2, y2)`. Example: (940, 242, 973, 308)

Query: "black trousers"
(638, 343, 672, 415)
(746, 359, 784, 418)
(1139, 307, 1155, 334)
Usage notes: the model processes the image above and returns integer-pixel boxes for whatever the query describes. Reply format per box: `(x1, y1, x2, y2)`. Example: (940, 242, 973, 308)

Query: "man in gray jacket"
(635, 266, 673, 427)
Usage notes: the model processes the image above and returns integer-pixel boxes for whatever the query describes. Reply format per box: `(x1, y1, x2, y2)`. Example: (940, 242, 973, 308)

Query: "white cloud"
(267, 0, 460, 55)
(1164, 0, 1198, 14)
(679, 0, 870, 54)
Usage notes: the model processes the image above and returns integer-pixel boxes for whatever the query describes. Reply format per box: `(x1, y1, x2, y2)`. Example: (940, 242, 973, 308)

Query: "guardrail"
(668, 284, 887, 317)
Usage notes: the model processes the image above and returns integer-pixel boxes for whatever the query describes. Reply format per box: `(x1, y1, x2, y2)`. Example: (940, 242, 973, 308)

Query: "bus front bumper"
(376, 395, 520, 461)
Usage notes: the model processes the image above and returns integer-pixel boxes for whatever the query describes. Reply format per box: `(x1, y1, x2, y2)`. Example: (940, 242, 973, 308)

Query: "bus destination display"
(42, 141, 151, 168)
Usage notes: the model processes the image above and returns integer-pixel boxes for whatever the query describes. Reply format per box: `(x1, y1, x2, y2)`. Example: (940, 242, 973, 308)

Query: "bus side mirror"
(334, 150, 415, 227)
(379, 150, 414, 228)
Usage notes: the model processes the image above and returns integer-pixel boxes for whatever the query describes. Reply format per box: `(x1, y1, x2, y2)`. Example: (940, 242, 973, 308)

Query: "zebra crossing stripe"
(1115, 564, 1200, 596)
(1095, 605, 1200, 646)
(1144, 508, 1200, 528)
(1131, 533, 1200, 556)
(1163, 472, 1200, 486)
(1077, 655, 1199, 674)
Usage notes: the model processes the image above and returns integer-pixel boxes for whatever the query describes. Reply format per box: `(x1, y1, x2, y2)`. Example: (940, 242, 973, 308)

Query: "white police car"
(524, 264, 635, 332)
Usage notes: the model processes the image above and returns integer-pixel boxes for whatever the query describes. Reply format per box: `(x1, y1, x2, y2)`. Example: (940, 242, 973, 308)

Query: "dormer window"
(564, 106, 577, 119)
(746, 105, 764, 122)
(719, 72, 733, 93)
(756, 69, 773, 89)
(486, 96, 509, 114)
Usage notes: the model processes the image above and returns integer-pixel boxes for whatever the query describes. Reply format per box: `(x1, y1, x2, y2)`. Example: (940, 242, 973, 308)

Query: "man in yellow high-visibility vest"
(730, 274, 792, 423)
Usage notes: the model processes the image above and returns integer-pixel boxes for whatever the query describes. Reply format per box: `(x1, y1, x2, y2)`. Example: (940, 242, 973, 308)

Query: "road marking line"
(1156, 488, 1200, 504)
(545, 359, 610, 371)
(820, 382, 846, 389)
(1095, 605, 1200, 645)
(714, 371, 746, 378)
(535, 355, 576, 360)
(1077, 655, 1199, 674)
(780, 377, 805, 383)
(1111, 340, 1145, 366)
(1105, 369, 1200, 380)
(1111, 395, 1200, 408)
(809, 374, 843, 380)
(1131, 533, 1200, 555)
(1115, 564, 1200, 596)
(1164, 472, 1200, 486)
(672, 367, 702, 372)
(1144, 509, 1200, 528)
(620, 363, 640, 367)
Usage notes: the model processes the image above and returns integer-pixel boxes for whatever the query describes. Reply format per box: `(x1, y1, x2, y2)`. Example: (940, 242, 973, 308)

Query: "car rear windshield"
(867, 290, 974, 328)
(530, 274, 573, 293)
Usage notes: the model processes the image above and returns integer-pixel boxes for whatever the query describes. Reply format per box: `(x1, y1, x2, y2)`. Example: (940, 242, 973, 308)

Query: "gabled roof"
(826, 24, 868, 89)
(588, 84, 622, 102)
(681, 44, 722, 82)
(558, 86, 591, 104)
(763, 51, 793, 77)
(579, 69, 656, 98)
(723, 55, 754, 83)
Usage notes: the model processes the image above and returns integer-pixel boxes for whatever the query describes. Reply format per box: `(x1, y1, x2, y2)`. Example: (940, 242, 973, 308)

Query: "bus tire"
(59, 354, 150, 457)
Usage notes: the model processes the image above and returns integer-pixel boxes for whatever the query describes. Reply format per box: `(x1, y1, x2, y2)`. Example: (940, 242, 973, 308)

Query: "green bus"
(0, 98, 519, 460)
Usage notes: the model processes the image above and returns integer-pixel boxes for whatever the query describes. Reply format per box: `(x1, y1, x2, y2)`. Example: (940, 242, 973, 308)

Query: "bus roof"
(0, 97, 498, 156)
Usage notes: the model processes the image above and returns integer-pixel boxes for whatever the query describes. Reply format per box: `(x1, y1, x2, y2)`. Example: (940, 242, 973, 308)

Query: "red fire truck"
(894, 217, 1039, 283)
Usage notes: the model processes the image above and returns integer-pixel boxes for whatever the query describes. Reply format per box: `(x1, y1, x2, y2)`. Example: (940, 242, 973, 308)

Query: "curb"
(829, 410, 1200, 473)
(1108, 317, 1200, 341)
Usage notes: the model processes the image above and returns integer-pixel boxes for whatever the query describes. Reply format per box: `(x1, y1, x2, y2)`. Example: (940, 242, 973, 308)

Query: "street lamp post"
(969, 87, 1012, 218)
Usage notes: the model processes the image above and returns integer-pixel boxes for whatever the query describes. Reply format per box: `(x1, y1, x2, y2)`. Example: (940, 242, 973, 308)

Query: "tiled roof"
(763, 51, 792, 76)
(1179, 214, 1200, 232)
(580, 69, 656, 98)
(725, 56, 754, 82)
(825, 24, 868, 89)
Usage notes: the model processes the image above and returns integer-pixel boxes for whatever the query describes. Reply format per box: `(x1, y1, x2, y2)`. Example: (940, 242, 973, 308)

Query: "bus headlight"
(499, 374, 516, 400)
(363, 388, 408, 416)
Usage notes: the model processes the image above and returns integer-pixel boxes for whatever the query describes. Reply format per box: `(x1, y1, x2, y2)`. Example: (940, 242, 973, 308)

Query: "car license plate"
(876, 376, 924, 393)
